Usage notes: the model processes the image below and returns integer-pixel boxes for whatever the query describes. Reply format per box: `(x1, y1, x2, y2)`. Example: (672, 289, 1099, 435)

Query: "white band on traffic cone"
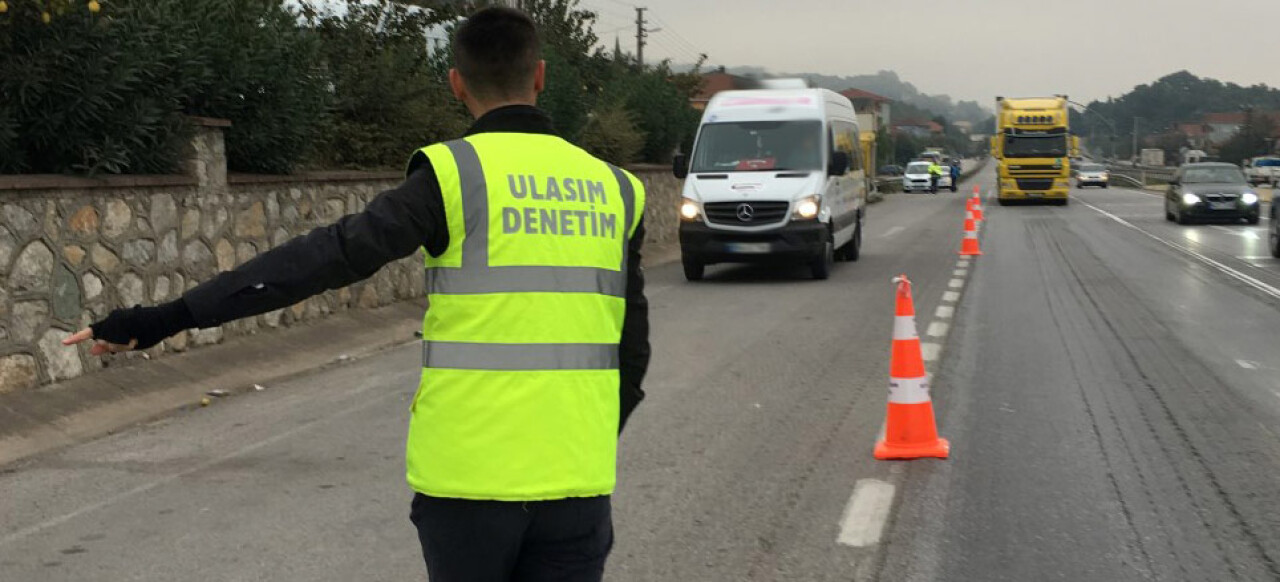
(889, 375, 931, 404)
(893, 315, 918, 340)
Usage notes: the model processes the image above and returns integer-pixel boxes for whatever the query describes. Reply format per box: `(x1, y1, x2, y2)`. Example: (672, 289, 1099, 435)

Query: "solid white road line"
(935, 305, 954, 319)
(926, 321, 949, 338)
(837, 479, 896, 547)
(1212, 225, 1262, 240)
(948, 278, 964, 288)
(942, 291, 960, 302)
(881, 226, 906, 238)
(1080, 200, 1280, 301)
(921, 342, 941, 362)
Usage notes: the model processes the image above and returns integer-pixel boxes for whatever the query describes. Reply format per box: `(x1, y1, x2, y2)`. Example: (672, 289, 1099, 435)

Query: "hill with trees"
(1078, 71, 1280, 161)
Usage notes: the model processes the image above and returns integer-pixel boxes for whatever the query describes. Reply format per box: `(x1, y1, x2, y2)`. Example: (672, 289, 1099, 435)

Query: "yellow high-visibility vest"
(405, 133, 645, 501)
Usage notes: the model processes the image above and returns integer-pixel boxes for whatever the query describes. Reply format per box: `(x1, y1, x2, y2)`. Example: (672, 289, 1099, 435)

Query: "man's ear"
(449, 68, 467, 102)
(532, 60, 546, 95)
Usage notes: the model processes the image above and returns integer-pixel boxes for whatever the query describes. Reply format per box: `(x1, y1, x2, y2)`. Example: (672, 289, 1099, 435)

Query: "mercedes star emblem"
(736, 203, 754, 222)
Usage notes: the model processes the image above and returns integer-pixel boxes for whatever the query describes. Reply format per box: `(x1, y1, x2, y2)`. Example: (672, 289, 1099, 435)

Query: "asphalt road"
(5, 166, 1280, 581)
(880, 181, 1280, 581)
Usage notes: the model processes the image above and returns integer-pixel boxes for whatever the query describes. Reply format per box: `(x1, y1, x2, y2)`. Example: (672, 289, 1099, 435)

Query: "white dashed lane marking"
(921, 343, 941, 362)
(948, 279, 964, 288)
(837, 479, 896, 548)
(926, 322, 949, 338)
(942, 291, 960, 302)
(935, 305, 954, 319)
(881, 226, 906, 238)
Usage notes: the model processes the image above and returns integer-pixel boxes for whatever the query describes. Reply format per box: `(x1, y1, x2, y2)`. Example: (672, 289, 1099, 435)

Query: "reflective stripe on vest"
(406, 133, 645, 501)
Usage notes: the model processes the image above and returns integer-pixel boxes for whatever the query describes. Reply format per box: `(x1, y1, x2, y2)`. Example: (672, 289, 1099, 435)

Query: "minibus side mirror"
(673, 154, 689, 179)
(828, 151, 851, 176)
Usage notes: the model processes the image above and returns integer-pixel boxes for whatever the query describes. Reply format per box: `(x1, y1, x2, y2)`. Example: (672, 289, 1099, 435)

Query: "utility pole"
(1132, 117, 1141, 165)
(634, 7, 647, 68)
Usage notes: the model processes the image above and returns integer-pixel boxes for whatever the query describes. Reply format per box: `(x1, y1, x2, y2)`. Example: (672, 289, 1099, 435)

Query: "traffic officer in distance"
(63, 7, 651, 581)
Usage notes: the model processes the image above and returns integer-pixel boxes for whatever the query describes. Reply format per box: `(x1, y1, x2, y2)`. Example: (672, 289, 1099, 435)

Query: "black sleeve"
(183, 161, 448, 328)
(618, 219, 651, 433)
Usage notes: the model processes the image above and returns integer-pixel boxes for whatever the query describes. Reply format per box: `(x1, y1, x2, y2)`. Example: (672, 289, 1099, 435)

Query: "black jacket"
(173, 106, 650, 429)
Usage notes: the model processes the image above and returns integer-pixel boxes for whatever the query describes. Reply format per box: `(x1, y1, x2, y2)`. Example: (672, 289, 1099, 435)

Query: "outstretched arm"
(66, 164, 447, 353)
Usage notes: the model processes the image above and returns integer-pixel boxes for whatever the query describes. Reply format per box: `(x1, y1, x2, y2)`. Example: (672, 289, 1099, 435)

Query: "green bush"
(0, 0, 328, 175)
(179, 0, 329, 174)
(578, 104, 644, 166)
(0, 3, 193, 174)
(305, 0, 468, 169)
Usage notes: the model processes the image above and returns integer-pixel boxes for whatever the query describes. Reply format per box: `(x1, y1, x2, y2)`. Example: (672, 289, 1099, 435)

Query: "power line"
(652, 16, 706, 62)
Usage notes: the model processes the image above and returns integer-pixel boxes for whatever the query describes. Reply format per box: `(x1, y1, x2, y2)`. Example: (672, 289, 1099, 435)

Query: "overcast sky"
(579, 0, 1280, 105)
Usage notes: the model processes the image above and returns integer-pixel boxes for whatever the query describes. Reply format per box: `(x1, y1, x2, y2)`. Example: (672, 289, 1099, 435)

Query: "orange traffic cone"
(959, 209, 982, 256)
(875, 275, 950, 460)
(969, 191, 985, 222)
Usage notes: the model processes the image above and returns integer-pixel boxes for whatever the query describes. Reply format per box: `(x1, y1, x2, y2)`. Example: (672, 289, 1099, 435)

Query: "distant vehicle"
(1074, 163, 1109, 188)
(673, 88, 866, 281)
(918, 151, 944, 164)
(1140, 148, 1165, 167)
(990, 96, 1076, 205)
(1243, 156, 1280, 186)
(878, 164, 904, 176)
(902, 161, 951, 193)
(1182, 149, 1208, 164)
(1164, 163, 1261, 225)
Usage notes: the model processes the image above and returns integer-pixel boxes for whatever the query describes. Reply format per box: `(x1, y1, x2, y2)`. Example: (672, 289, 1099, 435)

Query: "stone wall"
(628, 164, 680, 245)
(0, 123, 683, 392)
(0, 121, 423, 392)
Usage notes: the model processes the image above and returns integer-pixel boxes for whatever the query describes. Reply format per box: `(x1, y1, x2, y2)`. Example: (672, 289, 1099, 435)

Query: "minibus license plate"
(727, 242, 770, 254)
(1209, 201, 1234, 210)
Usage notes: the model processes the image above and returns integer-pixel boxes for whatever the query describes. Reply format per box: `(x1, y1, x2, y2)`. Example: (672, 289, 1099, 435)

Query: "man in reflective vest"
(65, 7, 651, 581)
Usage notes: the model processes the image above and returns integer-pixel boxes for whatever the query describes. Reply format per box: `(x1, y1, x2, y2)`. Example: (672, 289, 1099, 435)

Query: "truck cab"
(992, 96, 1073, 205)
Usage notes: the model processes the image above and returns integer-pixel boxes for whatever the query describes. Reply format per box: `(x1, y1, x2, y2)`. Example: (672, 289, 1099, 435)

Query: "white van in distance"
(672, 89, 867, 280)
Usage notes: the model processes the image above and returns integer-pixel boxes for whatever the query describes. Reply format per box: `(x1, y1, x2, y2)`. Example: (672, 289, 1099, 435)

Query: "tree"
(1219, 110, 1277, 164)
(305, 0, 468, 169)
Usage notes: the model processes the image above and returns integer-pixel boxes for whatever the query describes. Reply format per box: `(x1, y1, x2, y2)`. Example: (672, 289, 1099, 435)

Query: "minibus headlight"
(1182, 193, 1201, 206)
(794, 196, 820, 220)
(1242, 192, 1259, 205)
(679, 198, 701, 221)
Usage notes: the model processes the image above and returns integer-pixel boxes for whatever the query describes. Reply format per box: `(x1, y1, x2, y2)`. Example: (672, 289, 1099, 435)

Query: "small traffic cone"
(875, 275, 949, 460)
(959, 209, 982, 256)
(969, 191, 985, 222)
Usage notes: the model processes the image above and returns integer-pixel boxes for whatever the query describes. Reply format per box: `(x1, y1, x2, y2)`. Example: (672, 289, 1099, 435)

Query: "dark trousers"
(930, 175, 939, 193)
(410, 493, 613, 582)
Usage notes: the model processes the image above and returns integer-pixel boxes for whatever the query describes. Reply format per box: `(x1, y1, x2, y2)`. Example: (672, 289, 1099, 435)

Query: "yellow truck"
(990, 96, 1078, 205)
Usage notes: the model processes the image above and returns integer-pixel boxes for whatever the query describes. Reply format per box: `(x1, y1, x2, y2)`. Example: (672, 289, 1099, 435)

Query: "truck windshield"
(1183, 167, 1246, 184)
(1002, 134, 1068, 158)
(691, 120, 823, 173)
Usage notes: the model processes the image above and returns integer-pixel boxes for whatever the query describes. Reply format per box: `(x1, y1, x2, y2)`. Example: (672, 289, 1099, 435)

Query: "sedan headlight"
(679, 198, 701, 221)
(793, 196, 821, 220)
(1182, 193, 1201, 206)
(1242, 192, 1259, 205)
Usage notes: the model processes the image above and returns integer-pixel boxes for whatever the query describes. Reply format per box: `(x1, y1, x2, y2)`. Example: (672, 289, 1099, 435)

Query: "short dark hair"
(454, 7, 541, 102)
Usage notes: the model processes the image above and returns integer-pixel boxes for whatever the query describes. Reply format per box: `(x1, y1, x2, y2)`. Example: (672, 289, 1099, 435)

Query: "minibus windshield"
(690, 120, 823, 173)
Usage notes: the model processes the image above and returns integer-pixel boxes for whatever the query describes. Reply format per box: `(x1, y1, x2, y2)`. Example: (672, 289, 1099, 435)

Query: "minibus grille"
(704, 201, 790, 226)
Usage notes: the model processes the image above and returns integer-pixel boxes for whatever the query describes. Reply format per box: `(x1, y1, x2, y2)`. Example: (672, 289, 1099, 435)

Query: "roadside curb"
(0, 301, 427, 468)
